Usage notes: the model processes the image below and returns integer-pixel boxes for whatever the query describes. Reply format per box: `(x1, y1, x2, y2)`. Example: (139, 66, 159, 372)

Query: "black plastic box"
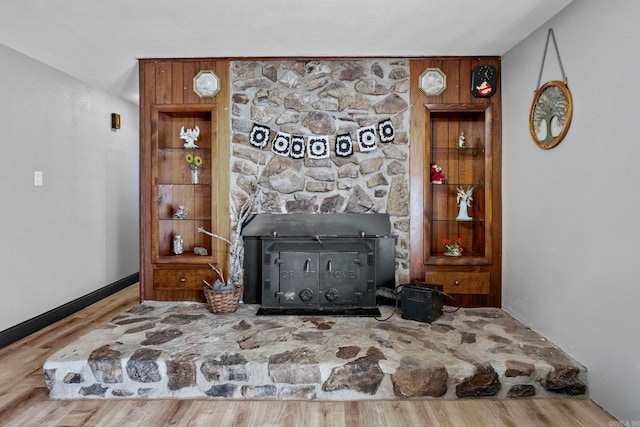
(401, 282, 444, 323)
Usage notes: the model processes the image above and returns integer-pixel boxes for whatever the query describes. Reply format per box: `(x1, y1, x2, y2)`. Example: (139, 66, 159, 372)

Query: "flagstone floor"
(44, 302, 588, 400)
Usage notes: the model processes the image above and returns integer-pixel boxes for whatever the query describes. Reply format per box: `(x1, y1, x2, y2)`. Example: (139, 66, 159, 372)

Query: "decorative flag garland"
(250, 124, 270, 148)
(336, 133, 354, 157)
(378, 119, 395, 143)
(290, 135, 306, 159)
(357, 125, 377, 152)
(271, 131, 292, 157)
(248, 119, 395, 159)
(307, 136, 330, 159)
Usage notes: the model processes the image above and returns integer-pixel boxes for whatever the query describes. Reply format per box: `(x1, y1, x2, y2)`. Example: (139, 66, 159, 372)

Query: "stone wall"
(229, 59, 411, 284)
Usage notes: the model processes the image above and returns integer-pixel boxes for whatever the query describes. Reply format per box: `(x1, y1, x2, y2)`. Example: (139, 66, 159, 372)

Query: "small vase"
(173, 235, 184, 255)
(191, 168, 200, 184)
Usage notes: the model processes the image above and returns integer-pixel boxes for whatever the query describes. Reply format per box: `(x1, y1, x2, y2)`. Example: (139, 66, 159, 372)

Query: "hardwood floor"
(0, 284, 618, 427)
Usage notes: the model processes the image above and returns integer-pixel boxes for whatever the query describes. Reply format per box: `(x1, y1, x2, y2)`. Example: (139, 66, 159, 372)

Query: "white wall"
(0, 44, 139, 332)
(502, 0, 640, 421)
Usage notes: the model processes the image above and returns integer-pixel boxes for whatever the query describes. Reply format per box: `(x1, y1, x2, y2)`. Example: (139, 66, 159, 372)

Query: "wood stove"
(242, 213, 395, 316)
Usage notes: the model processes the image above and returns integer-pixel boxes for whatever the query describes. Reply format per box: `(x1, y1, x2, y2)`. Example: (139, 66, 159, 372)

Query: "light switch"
(34, 171, 43, 186)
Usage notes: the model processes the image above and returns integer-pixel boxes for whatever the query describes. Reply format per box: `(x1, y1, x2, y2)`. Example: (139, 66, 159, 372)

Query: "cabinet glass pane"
(427, 108, 488, 261)
(154, 110, 214, 260)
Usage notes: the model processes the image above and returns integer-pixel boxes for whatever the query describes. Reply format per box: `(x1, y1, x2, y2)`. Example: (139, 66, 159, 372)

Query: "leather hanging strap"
(536, 28, 568, 91)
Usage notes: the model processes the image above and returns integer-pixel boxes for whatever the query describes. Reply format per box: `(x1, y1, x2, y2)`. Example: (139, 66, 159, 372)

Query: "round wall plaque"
(418, 68, 447, 96)
(193, 70, 220, 98)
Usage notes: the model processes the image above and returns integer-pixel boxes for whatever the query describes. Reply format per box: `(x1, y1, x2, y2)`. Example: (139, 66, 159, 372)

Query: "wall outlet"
(34, 171, 43, 186)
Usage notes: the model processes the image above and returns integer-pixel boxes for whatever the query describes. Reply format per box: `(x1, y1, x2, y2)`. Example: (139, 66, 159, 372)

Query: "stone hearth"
(44, 303, 587, 400)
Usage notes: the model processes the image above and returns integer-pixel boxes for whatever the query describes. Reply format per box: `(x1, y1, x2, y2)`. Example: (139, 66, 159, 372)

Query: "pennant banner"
(378, 119, 395, 143)
(307, 136, 330, 159)
(357, 125, 377, 152)
(244, 119, 395, 158)
(290, 135, 305, 159)
(336, 133, 354, 157)
(271, 131, 292, 157)
(250, 124, 271, 148)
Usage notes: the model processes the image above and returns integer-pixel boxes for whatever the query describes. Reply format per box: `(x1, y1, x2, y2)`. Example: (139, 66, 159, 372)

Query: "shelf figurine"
(172, 235, 184, 255)
(457, 132, 466, 148)
(443, 237, 463, 256)
(173, 205, 186, 219)
(456, 186, 474, 221)
(430, 163, 446, 184)
(180, 126, 200, 148)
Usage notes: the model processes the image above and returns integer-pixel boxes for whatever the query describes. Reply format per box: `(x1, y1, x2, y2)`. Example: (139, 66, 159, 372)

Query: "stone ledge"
(44, 303, 587, 400)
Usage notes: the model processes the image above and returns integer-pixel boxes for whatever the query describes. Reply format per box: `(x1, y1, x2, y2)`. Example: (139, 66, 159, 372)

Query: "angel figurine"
(456, 186, 474, 221)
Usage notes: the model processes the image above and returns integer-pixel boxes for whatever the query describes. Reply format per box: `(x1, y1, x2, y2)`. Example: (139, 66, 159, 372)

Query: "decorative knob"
(454, 280, 460, 286)
(272, 230, 278, 237)
(325, 288, 339, 302)
(180, 277, 187, 282)
(299, 288, 314, 302)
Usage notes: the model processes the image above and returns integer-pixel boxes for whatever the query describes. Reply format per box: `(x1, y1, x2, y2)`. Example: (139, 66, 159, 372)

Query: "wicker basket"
(204, 285, 243, 314)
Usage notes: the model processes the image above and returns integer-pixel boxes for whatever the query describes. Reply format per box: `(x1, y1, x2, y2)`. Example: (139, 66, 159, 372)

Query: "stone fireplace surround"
(44, 301, 588, 400)
(229, 59, 411, 286)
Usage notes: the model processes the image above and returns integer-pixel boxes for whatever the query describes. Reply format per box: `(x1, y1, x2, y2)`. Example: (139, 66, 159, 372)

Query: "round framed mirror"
(529, 80, 573, 149)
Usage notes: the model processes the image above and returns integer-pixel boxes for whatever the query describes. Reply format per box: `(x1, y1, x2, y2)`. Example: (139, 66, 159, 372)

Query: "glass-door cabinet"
(154, 107, 215, 261)
(144, 104, 226, 301)
(139, 58, 230, 302)
(425, 104, 493, 266)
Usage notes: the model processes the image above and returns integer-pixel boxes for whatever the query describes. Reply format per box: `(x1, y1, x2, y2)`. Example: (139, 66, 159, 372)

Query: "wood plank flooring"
(0, 284, 618, 427)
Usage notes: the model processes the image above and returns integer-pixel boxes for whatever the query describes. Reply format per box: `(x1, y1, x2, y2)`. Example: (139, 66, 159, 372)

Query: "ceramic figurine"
(430, 163, 446, 184)
(456, 186, 474, 221)
(172, 235, 184, 255)
(173, 205, 186, 219)
(180, 126, 200, 148)
(457, 132, 466, 148)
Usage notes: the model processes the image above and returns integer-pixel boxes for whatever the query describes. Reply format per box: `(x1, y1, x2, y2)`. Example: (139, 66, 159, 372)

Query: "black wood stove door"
(277, 252, 319, 306)
(260, 238, 378, 311)
(275, 251, 365, 307)
(318, 252, 363, 306)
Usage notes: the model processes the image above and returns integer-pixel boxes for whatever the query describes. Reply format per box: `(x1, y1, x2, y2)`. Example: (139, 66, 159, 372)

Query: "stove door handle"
(327, 259, 332, 272)
(304, 258, 311, 273)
